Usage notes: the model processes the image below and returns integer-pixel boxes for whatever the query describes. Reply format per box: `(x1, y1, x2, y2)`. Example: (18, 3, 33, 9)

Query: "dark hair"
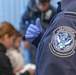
(35, 0, 50, 3)
(14, 31, 22, 41)
(0, 22, 16, 38)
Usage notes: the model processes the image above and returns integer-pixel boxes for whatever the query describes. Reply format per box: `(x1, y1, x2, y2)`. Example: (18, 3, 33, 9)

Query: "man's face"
(36, 2, 50, 12)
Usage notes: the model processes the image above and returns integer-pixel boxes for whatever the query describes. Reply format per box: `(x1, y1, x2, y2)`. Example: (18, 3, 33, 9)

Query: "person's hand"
(25, 18, 43, 42)
(24, 40, 30, 49)
(28, 69, 35, 75)
(13, 67, 23, 74)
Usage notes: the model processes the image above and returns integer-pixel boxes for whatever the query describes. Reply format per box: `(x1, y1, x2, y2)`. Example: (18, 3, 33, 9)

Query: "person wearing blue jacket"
(26, 0, 76, 75)
(20, 0, 56, 64)
(20, 0, 56, 36)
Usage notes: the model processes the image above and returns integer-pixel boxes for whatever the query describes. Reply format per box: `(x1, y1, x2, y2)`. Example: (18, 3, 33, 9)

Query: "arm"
(32, 33, 43, 47)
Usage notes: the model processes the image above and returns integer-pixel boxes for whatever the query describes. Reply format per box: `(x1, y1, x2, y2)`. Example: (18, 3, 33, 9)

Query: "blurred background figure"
(0, 22, 16, 75)
(20, 0, 56, 35)
(7, 31, 25, 74)
(7, 31, 35, 75)
(19, 0, 56, 64)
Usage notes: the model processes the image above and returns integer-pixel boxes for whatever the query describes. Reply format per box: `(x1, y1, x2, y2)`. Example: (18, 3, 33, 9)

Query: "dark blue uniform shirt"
(35, 0, 76, 75)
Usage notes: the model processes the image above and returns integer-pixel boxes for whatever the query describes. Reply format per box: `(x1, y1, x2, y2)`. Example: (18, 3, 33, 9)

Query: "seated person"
(7, 31, 35, 75)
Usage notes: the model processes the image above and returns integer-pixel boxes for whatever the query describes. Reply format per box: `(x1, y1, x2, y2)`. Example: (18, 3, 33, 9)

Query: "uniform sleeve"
(0, 54, 15, 75)
(19, 7, 30, 38)
(32, 33, 43, 47)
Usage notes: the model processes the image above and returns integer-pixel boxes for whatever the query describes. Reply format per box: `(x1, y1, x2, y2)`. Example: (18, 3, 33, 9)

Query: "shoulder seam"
(64, 11, 76, 16)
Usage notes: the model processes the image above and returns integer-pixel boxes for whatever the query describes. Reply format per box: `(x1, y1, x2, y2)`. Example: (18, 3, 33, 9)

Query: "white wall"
(0, 0, 29, 30)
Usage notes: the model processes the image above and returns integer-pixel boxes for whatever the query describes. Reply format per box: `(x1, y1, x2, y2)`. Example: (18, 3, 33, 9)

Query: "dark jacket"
(0, 44, 15, 75)
(32, 0, 76, 75)
(0, 43, 30, 75)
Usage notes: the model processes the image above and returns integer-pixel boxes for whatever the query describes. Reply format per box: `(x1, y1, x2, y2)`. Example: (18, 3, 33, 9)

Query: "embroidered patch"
(49, 26, 76, 57)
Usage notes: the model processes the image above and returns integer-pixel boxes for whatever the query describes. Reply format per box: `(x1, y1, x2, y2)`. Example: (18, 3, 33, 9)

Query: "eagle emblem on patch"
(49, 26, 76, 57)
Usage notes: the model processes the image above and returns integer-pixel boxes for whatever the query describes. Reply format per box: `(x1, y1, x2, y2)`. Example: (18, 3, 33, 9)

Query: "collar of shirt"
(58, 0, 76, 12)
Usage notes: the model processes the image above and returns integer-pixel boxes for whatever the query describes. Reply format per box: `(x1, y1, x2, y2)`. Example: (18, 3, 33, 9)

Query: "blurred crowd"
(0, 0, 57, 75)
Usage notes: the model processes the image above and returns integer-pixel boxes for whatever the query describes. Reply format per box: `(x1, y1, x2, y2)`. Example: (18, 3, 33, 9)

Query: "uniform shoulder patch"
(49, 26, 76, 57)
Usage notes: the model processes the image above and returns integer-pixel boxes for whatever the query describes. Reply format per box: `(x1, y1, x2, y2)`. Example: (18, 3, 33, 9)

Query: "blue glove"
(25, 18, 43, 42)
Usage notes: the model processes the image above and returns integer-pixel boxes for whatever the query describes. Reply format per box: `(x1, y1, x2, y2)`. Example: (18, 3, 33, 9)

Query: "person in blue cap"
(26, 0, 76, 75)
